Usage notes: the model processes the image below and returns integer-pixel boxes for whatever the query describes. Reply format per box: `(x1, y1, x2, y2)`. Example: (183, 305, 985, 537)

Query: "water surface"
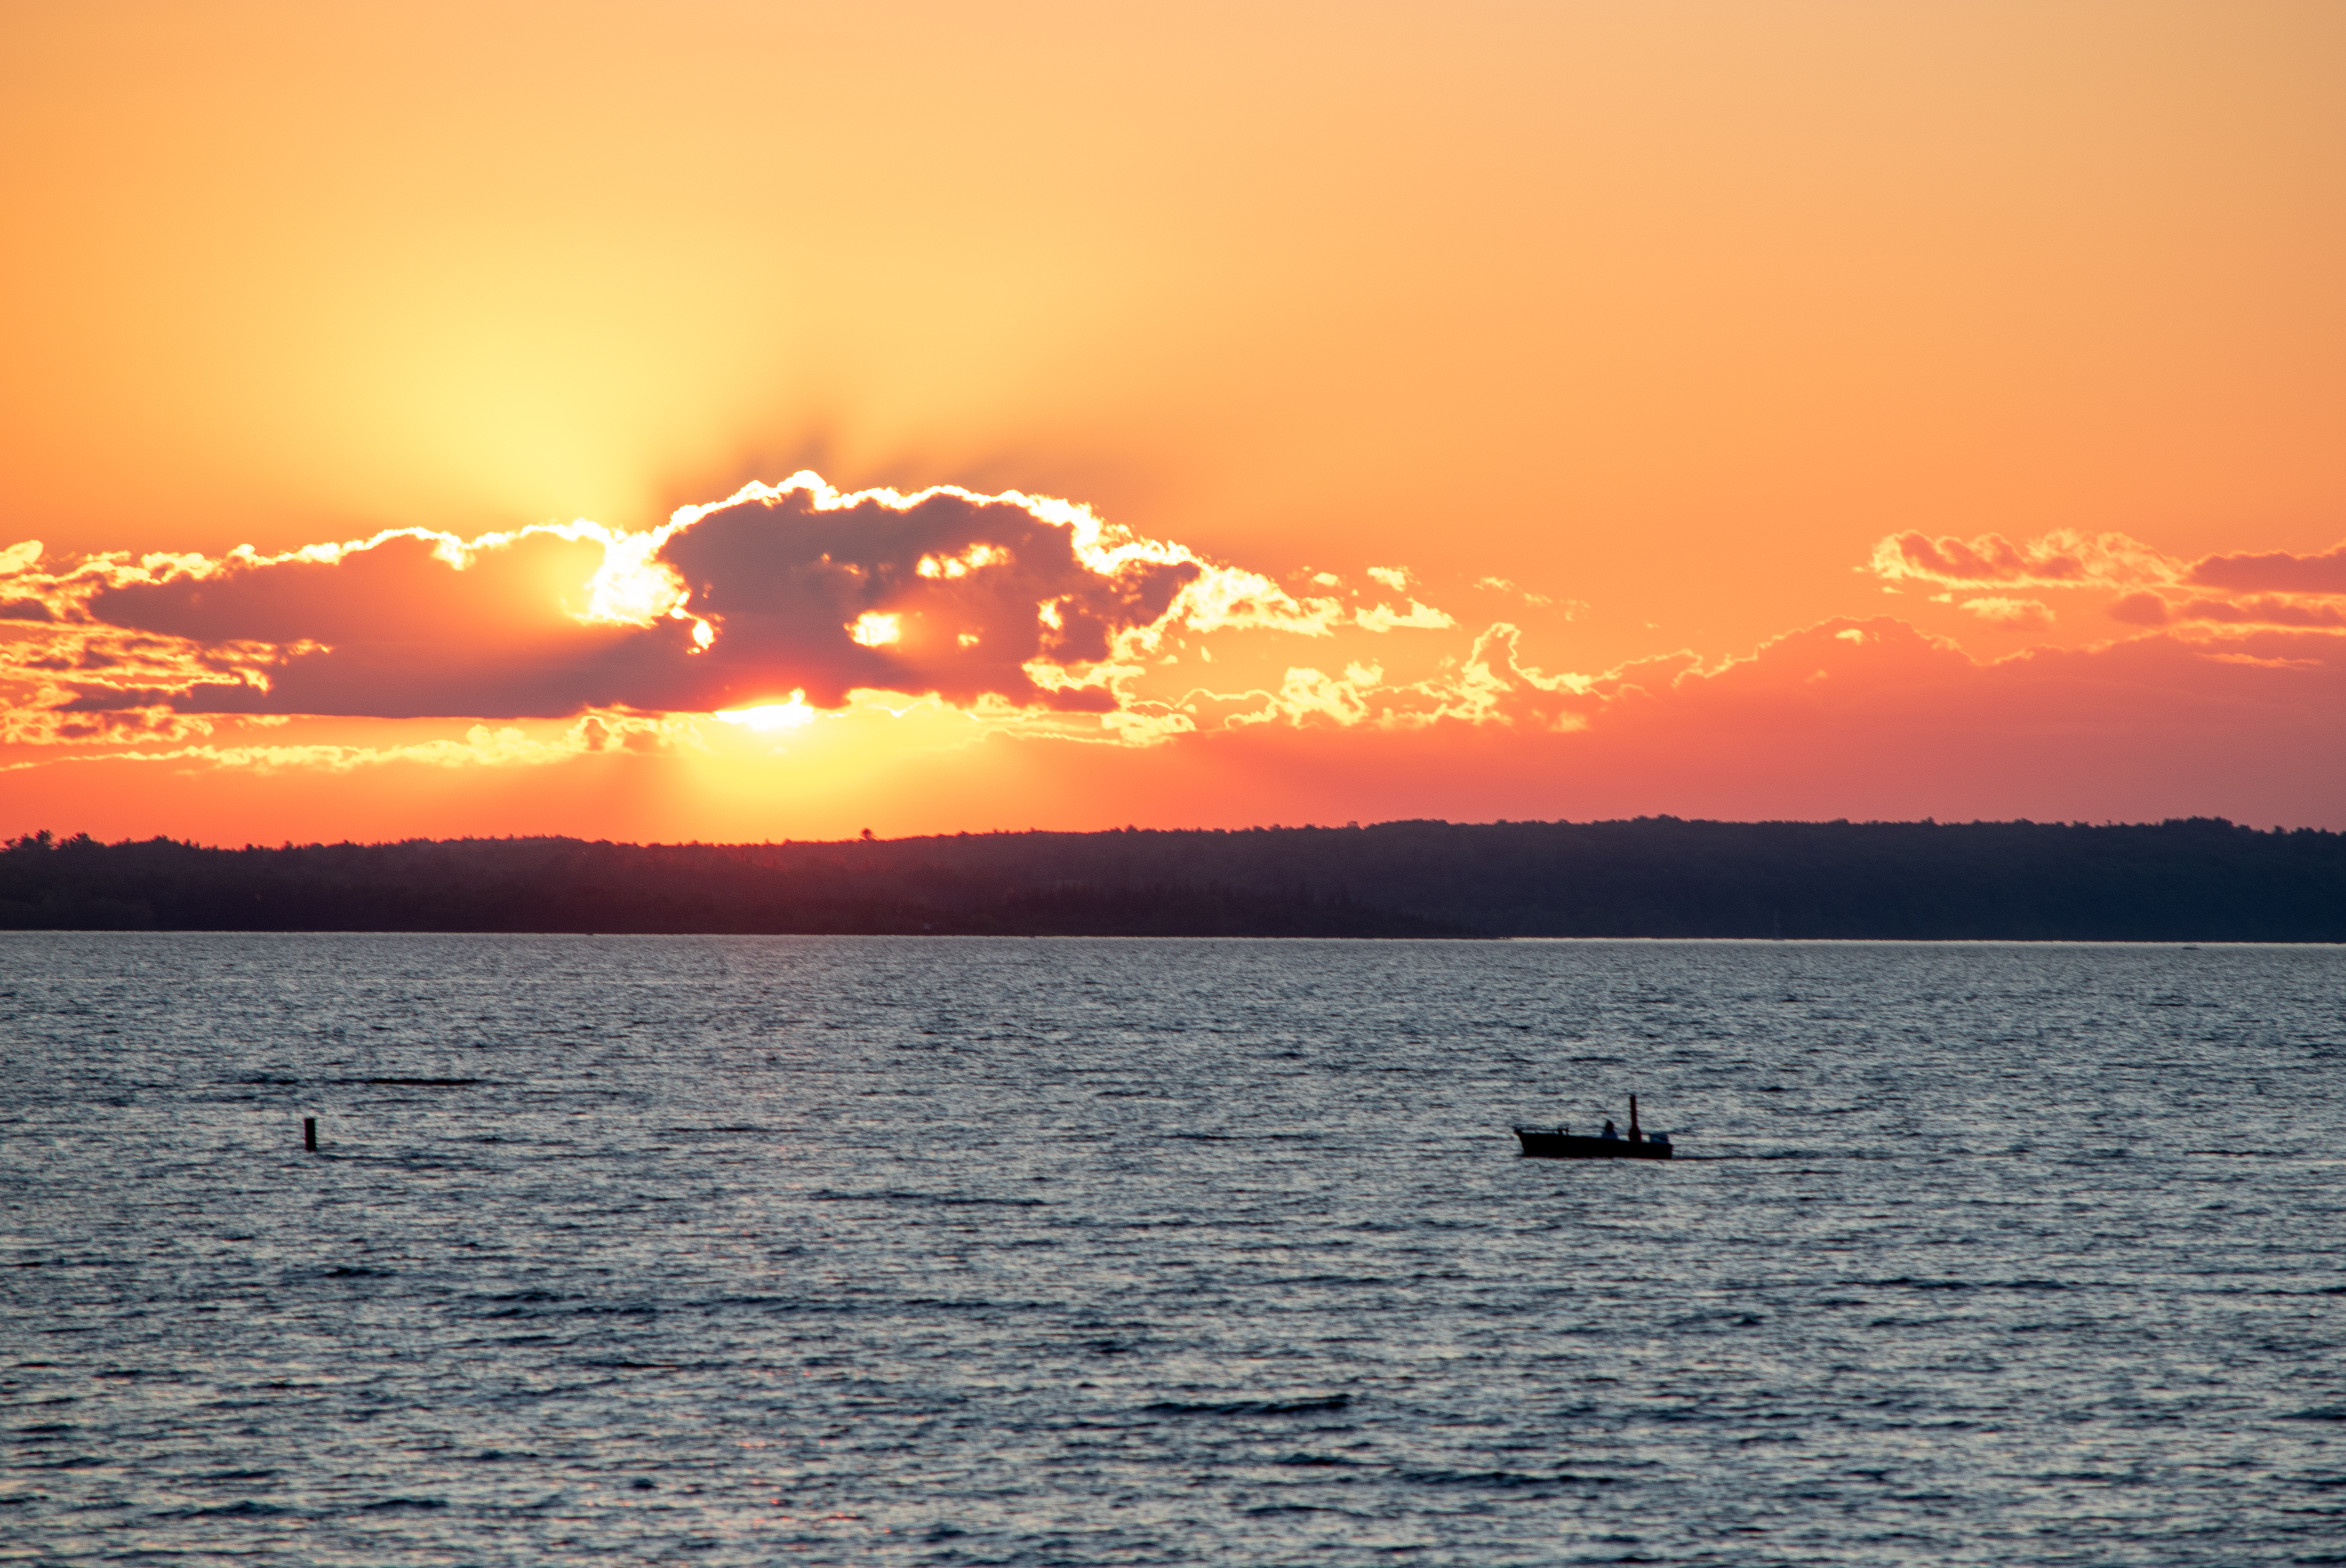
(3, 935, 2341, 1564)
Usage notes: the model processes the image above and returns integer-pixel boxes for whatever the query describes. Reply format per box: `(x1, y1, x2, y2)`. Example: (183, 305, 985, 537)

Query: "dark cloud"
(656, 485, 1196, 710)
(2108, 592, 2346, 631)
(2185, 542, 2346, 596)
(49, 483, 1201, 719)
(1873, 530, 2101, 585)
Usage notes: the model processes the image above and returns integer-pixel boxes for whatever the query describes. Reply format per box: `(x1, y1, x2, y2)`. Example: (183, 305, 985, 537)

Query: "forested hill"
(1, 818, 2341, 941)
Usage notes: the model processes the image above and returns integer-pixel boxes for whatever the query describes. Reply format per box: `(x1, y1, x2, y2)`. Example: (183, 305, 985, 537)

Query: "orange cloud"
(2, 474, 1508, 758)
(8, 477, 2345, 838)
(1873, 529, 2346, 602)
(1874, 528, 2346, 641)
(1131, 618, 2346, 831)
(5, 712, 689, 778)
(7, 613, 2341, 839)
(2184, 542, 2346, 596)
(1868, 529, 2174, 590)
(2110, 592, 2346, 630)
(1957, 596, 2055, 627)
(1, 476, 1227, 723)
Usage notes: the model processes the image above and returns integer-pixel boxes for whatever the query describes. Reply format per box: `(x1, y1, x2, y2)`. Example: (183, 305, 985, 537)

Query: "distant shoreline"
(5, 817, 2341, 942)
(8, 932, 2340, 950)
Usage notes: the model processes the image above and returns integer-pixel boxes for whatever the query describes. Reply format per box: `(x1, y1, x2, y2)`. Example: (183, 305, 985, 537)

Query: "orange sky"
(3, 0, 2342, 840)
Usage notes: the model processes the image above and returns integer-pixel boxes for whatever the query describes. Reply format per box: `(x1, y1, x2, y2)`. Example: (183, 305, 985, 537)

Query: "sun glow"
(917, 543, 1009, 579)
(848, 611, 902, 648)
(714, 693, 817, 732)
(580, 527, 689, 624)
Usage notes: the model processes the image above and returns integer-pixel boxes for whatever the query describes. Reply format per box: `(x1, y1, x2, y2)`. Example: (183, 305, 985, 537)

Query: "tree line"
(1, 817, 2340, 940)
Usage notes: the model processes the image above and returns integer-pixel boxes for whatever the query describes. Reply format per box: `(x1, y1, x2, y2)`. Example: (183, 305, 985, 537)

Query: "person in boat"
(1600, 1120, 1618, 1139)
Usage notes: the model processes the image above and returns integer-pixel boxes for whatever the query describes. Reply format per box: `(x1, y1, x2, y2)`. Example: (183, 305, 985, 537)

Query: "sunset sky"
(4, 0, 2342, 841)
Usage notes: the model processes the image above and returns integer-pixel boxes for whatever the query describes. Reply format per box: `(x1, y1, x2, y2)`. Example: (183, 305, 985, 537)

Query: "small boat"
(1513, 1095, 1674, 1159)
(1513, 1127, 1673, 1159)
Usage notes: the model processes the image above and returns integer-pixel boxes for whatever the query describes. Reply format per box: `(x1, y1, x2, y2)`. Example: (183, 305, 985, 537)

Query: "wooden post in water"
(1628, 1096, 1640, 1142)
(303, 1116, 317, 1152)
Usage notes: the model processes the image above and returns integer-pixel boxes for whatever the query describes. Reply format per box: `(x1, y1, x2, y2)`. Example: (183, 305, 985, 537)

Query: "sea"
(2, 934, 2341, 1566)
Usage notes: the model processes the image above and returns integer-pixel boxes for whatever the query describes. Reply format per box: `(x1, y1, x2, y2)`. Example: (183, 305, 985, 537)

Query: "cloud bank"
(2, 474, 1406, 732)
(4, 479, 2342, 834)
(1870, 526, 2346, 633)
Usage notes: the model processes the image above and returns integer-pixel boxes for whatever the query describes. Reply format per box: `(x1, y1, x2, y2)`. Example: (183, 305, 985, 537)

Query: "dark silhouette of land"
(3, 818, 2340, 940)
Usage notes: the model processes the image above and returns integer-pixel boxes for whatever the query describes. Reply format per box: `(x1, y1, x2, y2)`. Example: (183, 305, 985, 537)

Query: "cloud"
(1154, 621, 1658, 736)
(2184, 541, 2346, 596)
(1167, 612, 2346, 795)
(2, 710, 691, 776)
(9, 465, 1510, 746)
(1473, 575, 1584, 616)
(1161, 564, 1344, 638)
(5, 474, 1238, 722)
(10, 478, 2342, 834)
(1873, 527, 2346, 605)
(1268, 665, 1378, 727)
(1352, 599, 1457, 632)
(2109, 592, 2346, 631)
(8, 473, 1499, 754)
(1868, 529, 2172, 590)
(1869, 527, 2346, 646)
(1166, 618, 2346, 829)
(1958, 596, 2054, 627)
(1, 702, 217, 749)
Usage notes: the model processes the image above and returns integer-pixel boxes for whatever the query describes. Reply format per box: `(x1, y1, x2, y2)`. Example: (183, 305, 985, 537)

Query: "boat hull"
(1513, 1127, 1673, 1159)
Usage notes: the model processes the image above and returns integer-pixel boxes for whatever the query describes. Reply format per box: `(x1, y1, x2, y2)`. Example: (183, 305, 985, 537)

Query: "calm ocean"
(3, 935, 2341, 1565)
